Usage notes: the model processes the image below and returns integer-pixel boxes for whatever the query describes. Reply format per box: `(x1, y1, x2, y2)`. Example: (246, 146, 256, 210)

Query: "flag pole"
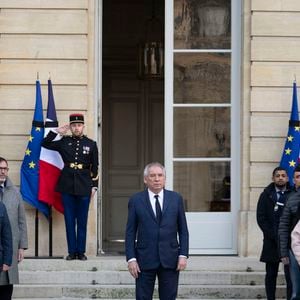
(49, 206, 53, 257)
(37, 78, 63, 259)
(35, 209, 39, 257)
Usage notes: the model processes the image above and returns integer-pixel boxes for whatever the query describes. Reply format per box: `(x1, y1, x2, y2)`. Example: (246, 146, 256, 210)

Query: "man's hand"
(18, 249, 25, 262)
(56, 124, 69, 135)
(281, 256, 289, 265)
(2, 264, 10, 271)
(177, 257, 187, 271)
(128, 260, 140, 279)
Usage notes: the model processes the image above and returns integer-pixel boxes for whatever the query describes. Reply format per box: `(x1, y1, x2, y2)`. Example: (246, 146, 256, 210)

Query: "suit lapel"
(143, 190, 157, 221)
(162, 189, 170, 216)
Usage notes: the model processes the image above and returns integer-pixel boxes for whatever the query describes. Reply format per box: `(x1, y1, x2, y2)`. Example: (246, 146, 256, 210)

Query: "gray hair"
(143, 162, 166, 177)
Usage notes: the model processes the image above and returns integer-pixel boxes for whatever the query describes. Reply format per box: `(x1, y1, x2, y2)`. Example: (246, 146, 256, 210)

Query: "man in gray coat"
(0, 157, 28, 299)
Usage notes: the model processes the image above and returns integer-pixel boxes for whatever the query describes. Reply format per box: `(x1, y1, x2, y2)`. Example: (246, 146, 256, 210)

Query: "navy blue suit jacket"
(125, 189, 189, 270)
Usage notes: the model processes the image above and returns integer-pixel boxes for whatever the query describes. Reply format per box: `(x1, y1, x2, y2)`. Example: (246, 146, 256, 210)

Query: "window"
(165, 0, 240, 213)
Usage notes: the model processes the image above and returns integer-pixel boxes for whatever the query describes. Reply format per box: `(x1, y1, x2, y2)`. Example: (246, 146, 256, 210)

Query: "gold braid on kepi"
(69, 113, 84, 124)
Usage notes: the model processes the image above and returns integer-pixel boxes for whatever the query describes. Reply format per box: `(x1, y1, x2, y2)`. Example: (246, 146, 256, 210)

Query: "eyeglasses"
(0, 167, 9, 172)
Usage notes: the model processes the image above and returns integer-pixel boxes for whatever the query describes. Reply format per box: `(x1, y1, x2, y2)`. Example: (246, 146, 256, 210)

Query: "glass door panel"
(174, 107, 230, 157)
(174, 53, 231, 103)
(165, 0, 240, 254)
(174, 161, 230, 212)
(174, 0, 231, 49)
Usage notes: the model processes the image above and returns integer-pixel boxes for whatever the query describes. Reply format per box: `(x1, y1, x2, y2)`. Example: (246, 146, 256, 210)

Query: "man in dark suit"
(257, 166, 292, 300)
(125, 162, 189, 300)
(42, 113, 99, 261)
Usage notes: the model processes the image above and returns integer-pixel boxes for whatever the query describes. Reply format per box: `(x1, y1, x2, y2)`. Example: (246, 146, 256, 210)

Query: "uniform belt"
(66, 163, 89, 170)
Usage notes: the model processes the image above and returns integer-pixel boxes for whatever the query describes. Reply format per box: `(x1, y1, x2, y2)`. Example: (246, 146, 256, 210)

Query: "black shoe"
(77, 253, 87, 261)
(66, 254, 76, 260)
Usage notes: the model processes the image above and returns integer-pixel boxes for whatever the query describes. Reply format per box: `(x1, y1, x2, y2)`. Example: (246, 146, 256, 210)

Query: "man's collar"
(148, 189, 164, 198)
(275, 186, 287, 193)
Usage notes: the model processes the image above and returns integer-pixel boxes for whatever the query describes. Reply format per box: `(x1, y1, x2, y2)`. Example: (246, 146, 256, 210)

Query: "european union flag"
(20, 80, 49, 217)
(280, 81, 300, 185)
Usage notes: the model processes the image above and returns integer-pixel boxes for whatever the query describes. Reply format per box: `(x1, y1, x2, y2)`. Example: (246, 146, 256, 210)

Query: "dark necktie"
(154, 195, 162, 223)
(277, 191, 285, 205)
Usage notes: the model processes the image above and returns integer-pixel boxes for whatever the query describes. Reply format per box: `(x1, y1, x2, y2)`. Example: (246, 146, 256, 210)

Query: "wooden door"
(102, 69, 164, 253)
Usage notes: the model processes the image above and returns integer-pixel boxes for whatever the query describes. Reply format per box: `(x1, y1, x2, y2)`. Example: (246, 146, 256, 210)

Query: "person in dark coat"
(279, 165, 300, 300)
(257, 166, 292, 300)
(0, 201, 13, 300)
(125, 162, 189, 300)
(0, 157, 27, 300)
(42, 113, 99, 260)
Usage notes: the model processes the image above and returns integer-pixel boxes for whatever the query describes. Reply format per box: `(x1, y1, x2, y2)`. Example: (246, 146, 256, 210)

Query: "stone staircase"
(14, 256, 287, 299)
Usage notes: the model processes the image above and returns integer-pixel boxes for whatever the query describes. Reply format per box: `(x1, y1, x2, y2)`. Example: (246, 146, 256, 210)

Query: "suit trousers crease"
(136, 266, 179, 300)
(62, 193, 90, 255)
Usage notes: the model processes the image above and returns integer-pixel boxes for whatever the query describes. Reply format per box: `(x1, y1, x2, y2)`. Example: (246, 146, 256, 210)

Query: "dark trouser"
(289, 250, 300, 300)
(62, 193, 90, 255)
(136, 266, 179, 300)
(0, 284, 13, 300)
(265, 261, 292, 300)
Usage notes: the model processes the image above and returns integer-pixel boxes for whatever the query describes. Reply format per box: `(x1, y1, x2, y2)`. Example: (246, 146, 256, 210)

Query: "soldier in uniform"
(42, 113, 99, 260)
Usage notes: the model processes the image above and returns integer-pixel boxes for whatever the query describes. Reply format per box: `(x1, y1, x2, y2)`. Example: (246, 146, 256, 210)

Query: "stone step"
(21, 256, 265, 272)
(13, 284, 285, 299)
(19, 270, 285, 286)
(16, 257, 287, 299)
(16, 299, 275, 300)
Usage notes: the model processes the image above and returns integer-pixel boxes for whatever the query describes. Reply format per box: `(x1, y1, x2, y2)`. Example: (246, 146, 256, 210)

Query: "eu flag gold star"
(285, 148, 292, 155)
(287, 135, 294, 142)
(28, 135, 34, 142)
(25, 148, 31, 156)
(28, 161, 36, 169)
(36, 127, 41, 132)
(295, 126, 300, 131)
(289, 160, 296, 167)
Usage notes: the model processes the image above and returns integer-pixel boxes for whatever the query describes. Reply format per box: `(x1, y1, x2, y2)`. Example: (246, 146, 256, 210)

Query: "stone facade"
(0, 0, 97, 256)
(0, 0, 299, 257)
(244, 0, 300, 256)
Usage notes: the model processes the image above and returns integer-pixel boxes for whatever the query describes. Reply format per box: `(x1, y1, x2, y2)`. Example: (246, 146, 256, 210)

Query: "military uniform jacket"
(42, 131, 99, 196)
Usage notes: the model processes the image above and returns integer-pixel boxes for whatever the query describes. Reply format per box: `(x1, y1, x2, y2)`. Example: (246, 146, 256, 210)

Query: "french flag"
(38, 80, 64, 213)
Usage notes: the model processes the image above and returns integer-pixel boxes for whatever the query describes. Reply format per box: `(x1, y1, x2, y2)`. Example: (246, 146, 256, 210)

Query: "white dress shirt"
(148, 189, 163, 216)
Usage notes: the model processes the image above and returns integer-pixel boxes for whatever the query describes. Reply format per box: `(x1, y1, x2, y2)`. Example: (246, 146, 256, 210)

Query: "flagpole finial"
(294, 74, 297, 83)
(37, 72, 39, 80)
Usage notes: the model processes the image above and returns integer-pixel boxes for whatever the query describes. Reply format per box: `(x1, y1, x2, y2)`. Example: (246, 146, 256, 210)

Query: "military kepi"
(69, 113, 84, 124)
